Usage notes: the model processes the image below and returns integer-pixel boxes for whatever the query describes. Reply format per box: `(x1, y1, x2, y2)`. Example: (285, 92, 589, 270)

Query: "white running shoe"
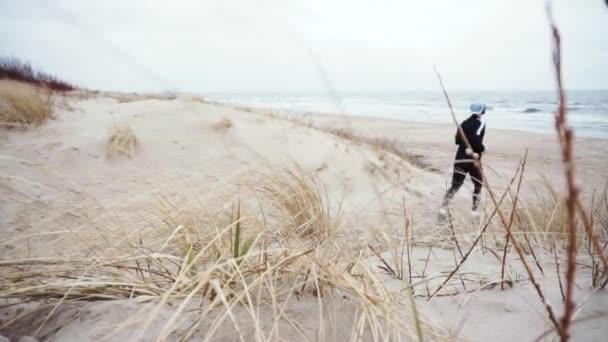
(437, 208, 448, 224)
(471, 210, 480, 218)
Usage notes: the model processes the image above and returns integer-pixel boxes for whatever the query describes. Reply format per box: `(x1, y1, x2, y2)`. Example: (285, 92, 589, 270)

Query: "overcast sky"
(1, 0, 607, 92)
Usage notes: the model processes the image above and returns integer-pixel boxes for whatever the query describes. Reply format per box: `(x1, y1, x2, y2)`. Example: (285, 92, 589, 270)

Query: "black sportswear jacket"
(454, 114, 486, 160)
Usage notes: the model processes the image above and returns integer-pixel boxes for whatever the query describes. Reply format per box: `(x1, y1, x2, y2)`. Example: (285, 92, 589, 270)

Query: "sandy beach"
(1, 92, 607, 341)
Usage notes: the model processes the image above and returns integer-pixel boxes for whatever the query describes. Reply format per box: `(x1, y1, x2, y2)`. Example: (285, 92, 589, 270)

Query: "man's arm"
(455, 121, 466, 146)
(479, 125, 486, 153)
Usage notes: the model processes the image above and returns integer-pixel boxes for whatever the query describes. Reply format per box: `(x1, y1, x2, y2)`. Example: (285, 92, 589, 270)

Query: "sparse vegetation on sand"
(320, 127, 440, 173)
(105, 125, 138, 159)
(2, 152, 605, 340)
(0, 165, 452, 341)
(232, 105, 437, 172)
(0, 80, 53, 128)
(110, 92, 178, 103)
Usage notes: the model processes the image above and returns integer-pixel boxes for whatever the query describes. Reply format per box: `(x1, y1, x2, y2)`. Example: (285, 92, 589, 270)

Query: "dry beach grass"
(0, 80, 53, 129)
(0, 163, 455, 341)
(105, 125, 139, 159)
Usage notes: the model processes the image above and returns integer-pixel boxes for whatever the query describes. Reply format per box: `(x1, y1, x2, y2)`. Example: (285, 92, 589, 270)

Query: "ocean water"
(207, 90, 608, 139)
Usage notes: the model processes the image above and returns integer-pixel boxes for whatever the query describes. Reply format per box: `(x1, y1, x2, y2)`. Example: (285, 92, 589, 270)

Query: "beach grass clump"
(324, 127, 355, 140)
(516, 182, 569, 239)
(369, 137, 440, 172)
(509, 179, 605, 248)
(105, 124, 138, 159)
(0, 164, 451, 341)
(319, 126, 439, 172)
(0, 80, 53, 128)
(256, 165, 341, 239)
(286, 112, 314, 127)
(211, 117, 233, 132)
(589, 185, 608, 288)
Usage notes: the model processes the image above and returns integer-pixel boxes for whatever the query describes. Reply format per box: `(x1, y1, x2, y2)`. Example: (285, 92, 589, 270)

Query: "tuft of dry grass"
(588, 185, 608, 289)
(211, 117, 233, 133)
(0, 80, 53, 128)
(105, 124, 138, 159)
(323, 127, 355, 140)
(189, 96, 205, 104)
(255, 165, 341, 239)
(513, 179, 571, 244)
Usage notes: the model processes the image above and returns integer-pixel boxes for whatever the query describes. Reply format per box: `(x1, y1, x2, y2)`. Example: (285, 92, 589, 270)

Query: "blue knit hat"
(470, 103, 486, 115)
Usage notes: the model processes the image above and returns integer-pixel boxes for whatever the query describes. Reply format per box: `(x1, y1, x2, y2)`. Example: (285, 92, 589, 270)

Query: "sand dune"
(1, 93, 607, 341)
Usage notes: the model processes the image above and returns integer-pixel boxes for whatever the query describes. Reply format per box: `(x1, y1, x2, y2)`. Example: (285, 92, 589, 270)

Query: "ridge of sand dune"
(1, 96, 428, 256)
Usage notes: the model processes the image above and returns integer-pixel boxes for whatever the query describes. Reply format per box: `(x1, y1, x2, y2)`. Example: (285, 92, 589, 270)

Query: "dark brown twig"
(500, 150, 528, 290)
(368, 245, 396, 279)
(576, 200, 608, 288)
(447, 206, 464, 259)
(518, 211, 545, 275)
(453, 250, 467, 292)
(422, 246, 433, 281)
(553, 242, 566, 302)
(548, 6, 581, 341)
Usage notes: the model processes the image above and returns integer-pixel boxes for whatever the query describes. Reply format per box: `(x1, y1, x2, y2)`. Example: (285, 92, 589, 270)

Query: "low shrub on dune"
(0, 57, 75, 91)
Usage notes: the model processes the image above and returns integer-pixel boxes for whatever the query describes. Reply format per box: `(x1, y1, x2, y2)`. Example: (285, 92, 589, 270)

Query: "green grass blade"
(233, 199, 241, 260)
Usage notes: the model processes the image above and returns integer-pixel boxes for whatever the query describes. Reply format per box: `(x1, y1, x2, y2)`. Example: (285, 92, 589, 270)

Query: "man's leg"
(469, 164, 483, 211)
(442, 164, 467, 208)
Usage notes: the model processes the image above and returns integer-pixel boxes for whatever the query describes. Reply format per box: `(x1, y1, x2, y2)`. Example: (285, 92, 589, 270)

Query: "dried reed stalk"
(500, 151, 528, 290)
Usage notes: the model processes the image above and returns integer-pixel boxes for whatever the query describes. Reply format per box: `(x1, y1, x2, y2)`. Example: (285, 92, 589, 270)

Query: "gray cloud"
(1, 0, 606, 92)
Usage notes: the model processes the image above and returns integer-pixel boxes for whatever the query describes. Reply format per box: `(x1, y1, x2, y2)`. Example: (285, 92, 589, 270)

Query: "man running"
(440, 103, 486, 217)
